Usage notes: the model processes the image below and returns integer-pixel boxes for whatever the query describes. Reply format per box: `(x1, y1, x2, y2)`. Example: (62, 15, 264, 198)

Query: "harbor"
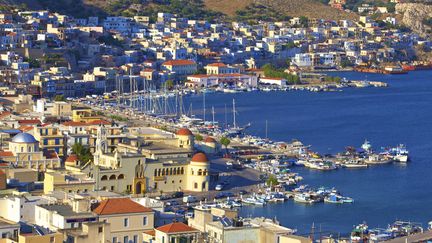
(77, 70, 432, 234)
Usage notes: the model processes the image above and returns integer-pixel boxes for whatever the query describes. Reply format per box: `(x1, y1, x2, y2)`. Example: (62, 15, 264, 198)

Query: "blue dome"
(12, 133, 38, 143)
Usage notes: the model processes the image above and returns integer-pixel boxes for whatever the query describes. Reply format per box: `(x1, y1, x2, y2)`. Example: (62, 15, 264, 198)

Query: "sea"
(182, 70, 432, 235)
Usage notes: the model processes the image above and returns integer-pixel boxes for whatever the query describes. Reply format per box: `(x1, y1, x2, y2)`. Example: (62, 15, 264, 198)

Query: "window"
(123, 236, 128, 243)
(50, 236, 55, 243)
(124, 218, 129, 227)
(98, 226, 103, 233)
(133, 235, 138, 243)
(194, 182, 198, 189)
(112, 237, 117, 243)
(143, 216, 147, 226)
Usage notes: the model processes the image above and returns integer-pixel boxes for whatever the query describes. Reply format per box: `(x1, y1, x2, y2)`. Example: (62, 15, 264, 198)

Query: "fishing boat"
(294, 193, 318, 204)
(388, 144, 409, 163)
(366, 153, 393, 164)
(241, 195, 266, 206)
(351, 223, 369, 242)
(324, 194, 344, 204)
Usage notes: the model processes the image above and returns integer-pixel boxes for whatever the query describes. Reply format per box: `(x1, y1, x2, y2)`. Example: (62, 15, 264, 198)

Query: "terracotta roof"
(204, 137, 216, 143)
(143, 230, 155, 236)
(156, 222, 198, 234)
(18, 126, 33, 132)
(87, 120, 111, 125)
(191, 152, 209, 163)
(18, 119, 41, 125)
(0, 151, 13, 157)
(162, 60, 196, 66)
(66, 154, 78, 163)
(0, 169, 4, 175)
(0, 112, 11, 119)
(176, 128, 193, 136)
(93, 198, 153, 215)
(207, 62, 227, 67)
(62, 121, 88, 127)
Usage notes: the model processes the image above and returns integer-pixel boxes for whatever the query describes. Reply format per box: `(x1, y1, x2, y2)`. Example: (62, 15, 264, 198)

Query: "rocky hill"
(396, 2, 432, 38)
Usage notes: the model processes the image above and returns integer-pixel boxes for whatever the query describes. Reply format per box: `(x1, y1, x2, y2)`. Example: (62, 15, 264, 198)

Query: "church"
(84, 126, 211, 194)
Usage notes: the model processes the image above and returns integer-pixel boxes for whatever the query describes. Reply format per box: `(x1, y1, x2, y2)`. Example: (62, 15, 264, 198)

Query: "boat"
(388, 144, 409, 163)
(241, 195, 266, 206)
(361, 139, 372, 153)
(383, 65, 408, 74)
(366, 153, 393, 164)
(294, 193, 318, 204)
(324, 194, 344, 204)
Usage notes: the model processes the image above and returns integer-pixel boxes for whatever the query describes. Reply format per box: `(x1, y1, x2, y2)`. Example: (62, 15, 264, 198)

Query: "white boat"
(388, 144, 409, 163)
(241, 195, 266, 206)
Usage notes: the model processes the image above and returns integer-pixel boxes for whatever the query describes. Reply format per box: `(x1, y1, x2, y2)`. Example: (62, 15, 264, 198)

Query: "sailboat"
(225, 99, 251, 136)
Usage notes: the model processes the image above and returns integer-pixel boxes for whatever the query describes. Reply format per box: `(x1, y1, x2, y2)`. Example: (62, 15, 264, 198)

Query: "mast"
(203, 91, 206, 122)
(232, 99, 236, 128)
(212, 106, 215, 125)
(265, 120, 268, 139)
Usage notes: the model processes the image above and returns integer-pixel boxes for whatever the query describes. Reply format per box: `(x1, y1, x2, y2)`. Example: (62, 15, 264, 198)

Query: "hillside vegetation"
(4, 0, 358, 21)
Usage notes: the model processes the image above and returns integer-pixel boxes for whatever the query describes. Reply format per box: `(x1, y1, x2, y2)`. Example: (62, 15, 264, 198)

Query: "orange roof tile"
(191, 152, 209, 163)
(62, 121, 88, 127)
(0, 112, 11, 119)
(143, 230, 155, 236)
(176, 128, 193, 136)
(18, 126, 33, 132)
(87, 120, 111, 125)
(18, 119, 41, 125)
(0, 151, 13, 157)
(93, 198, 153, 215)
(162, 60, 196, 66)
(207, 62, 227, 67)
(66, 154, 78, 163)
(156, 222, 198, 234)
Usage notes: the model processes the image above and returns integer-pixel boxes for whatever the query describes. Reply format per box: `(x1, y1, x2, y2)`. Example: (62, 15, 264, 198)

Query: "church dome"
(11, 133, 38, 143)
(176, 128, 193, 136)
(191, 152, 209, 163)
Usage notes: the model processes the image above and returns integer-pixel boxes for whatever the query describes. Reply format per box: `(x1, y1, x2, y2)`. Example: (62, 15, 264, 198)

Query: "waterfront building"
(186, 74, 258, 88)
(88, 126, 210, 194)
(162, 60, 198, 76)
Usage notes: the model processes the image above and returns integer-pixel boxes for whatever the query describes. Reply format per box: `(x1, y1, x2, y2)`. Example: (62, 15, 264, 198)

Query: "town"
(0, 1, 431, 243)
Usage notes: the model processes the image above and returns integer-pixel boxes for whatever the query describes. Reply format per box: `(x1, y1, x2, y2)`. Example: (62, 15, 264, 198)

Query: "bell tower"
(94, 125, 108, 166)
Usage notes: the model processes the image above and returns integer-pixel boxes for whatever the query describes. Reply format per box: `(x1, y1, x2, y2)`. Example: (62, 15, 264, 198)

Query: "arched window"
(198, 169, 202, 176)
(169, 168, 173, 175)
(173, 168, 177, 175)
(158, 169, 161, 177)
(177, 167, 181, 175)
(101, 175, 108, 181)
(194, 182, 198, 189)
(109, 175, 116, 180)
(154, 169, 157, 176)
(191, 169, 194, 175)
(181, 167, 184, 175)
(21, 147, 23, 153)
(203, 169, 208, 176)
(118, 174, 124, 180)
(161, 169, 165, 176)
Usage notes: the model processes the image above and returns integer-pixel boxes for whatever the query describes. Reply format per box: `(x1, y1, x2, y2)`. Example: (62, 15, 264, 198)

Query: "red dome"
(191, 152, 209, 163)
(204, 137, 216, 143)
(176, 128, 193, 136)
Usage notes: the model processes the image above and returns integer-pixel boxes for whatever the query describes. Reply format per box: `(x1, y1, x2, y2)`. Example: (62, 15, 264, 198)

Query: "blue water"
(184, 70, 432, 235)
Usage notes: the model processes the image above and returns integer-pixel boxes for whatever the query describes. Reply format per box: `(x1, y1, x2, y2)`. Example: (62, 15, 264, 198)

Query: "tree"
(54, 95, 66, 102)
(195, 134, 203, 141)
(165, 80, 174, 90)
(220, 136, 231, 153)
(72, 143, 92, 164)
(266, 175, 279, 187)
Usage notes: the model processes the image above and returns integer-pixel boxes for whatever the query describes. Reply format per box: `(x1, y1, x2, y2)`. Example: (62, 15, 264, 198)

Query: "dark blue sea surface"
(184, 70, 432, 235)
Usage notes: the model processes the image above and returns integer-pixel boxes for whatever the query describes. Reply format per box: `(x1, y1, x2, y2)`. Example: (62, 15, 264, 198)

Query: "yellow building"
(61, 221, 111, 243)
(89, 126, 210, 194)
(72, 108, 105, 123)
(18, 232, 63, 243)
(93, 198, 154, 243)
(33, 125, 65, 157)
(43, 172, 95, 194)
(52, 101, 72, 117)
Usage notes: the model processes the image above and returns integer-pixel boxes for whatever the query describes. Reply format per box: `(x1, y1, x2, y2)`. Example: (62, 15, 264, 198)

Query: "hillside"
(3, 0, 358, 21)
(205, 0, 358, 20)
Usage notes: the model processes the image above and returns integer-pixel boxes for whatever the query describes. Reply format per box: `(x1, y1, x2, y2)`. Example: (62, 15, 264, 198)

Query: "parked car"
(215, 184, 224, 191)
(171, 191, 184, 198)
(183, 195, 198, 203)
